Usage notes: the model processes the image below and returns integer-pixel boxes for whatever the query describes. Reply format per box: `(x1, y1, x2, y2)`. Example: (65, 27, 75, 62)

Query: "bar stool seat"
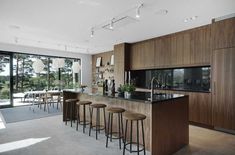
(107, 107, 125, 113)
(106, 107, 125, 149)
(91, 103, 106, 108)
(123, 112, 146, 121)
(76, 100, 92, 133)
(89, 103, 106, 139)
(79, 101, 92, 105)
(123, 112, 146, 155)
(65, 99, 79, 127)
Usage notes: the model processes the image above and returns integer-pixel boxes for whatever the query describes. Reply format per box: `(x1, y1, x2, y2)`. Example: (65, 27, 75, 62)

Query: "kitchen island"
(63, 89, 189, 155)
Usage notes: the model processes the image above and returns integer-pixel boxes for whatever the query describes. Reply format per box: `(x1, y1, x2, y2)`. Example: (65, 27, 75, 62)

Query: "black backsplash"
(131, 66, 211, 92)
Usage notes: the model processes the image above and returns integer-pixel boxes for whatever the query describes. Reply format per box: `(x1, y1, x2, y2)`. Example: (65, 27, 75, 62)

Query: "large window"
(0, 52, 81, 107)
(13, 53, 80, 93)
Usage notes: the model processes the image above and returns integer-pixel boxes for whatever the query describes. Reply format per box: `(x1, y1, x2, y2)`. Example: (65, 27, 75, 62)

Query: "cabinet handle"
(214, 81, 216, 95)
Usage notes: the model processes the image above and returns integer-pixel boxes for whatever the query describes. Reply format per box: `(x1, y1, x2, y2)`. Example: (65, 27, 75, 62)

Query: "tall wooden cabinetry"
(212, 17, 235, 130)
(130, 25, 211, 70)
(212, 48, 235, 130)
(114, 43, 130, 89)
(130, 40, 154, 70)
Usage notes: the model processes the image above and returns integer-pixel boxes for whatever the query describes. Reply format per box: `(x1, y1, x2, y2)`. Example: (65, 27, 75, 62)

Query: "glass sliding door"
(0, 53, 12, 107)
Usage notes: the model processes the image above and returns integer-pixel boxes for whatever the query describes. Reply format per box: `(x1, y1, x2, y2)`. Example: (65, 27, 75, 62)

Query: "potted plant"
(123, 83, 136, 99)
(117, 84, 125, 96)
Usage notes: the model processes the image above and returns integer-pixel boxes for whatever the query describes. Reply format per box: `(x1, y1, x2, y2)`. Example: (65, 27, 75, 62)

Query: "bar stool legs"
(106, 107, 125, 149)
(123, 112, 146, 155)
(65, 99, 78, 127)
(76, 101, 92, 133)
(89, 104, 106, 140)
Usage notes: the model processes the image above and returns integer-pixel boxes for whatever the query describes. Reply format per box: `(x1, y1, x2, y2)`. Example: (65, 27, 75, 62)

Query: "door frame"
(0, 51, 13, 108)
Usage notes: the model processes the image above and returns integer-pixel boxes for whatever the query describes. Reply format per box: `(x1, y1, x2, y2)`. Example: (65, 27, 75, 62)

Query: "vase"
(124, 91, 132, 99)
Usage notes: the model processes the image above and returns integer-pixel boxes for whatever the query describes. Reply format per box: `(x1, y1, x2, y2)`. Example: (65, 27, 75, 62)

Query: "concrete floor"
(0, 115, 234, 155)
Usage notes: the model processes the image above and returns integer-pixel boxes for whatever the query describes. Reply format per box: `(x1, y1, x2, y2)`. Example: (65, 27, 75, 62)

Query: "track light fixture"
(90, 27, 94, 37)
(136, 3, 143, 18)
(109, 18, 114, 29)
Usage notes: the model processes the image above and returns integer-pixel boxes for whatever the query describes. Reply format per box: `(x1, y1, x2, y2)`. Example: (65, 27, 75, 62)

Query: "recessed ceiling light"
(155, 9, 168, 15)
(184, 16, 198, 22)
(191, 16, 198, 20)
(184, 19, 188, 22)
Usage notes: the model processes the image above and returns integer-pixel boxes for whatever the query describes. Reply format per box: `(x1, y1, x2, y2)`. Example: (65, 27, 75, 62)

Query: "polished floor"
(0, 114, 234, 155)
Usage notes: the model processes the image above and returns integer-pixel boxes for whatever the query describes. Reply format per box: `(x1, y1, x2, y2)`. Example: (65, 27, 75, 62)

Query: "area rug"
(0, 105, 62, 123)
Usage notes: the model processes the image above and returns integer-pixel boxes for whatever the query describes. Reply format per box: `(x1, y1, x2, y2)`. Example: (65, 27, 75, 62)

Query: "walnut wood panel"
(190, 25, 212, 65)
(212, 17, 235, 50)
(130, 42, 145, 69)
(151, 97, 189, 155)
(130, 24, 212, 70)
(159, 36, 172, 67)
(188, 92, 212, 125)
(171, 32, 191, 65)
(114, 43, 130, 89)
(212, 47, 235, 130)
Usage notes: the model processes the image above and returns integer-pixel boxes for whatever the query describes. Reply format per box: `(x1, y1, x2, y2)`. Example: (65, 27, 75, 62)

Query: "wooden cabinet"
(212, 17, 235, 49)
(130, 40, 154, 70)
(130, 24, 212, 70)
(171, 32, 190, 65)
(157, 89, 212, 126)
(154, 36, 172, 67)
(188, 92, 212, 125)
(190, 25, 212, 65)
(212, 48, 235, 130)
(114, 43, 130, 89)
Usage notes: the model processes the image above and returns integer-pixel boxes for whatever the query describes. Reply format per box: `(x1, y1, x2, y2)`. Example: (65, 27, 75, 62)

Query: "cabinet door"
(188, 92, 212, 125)
(142, 40, 155, 68)
(190, 25, 212, 65)
(212, 48, 235, 130)
(130, 41, 154, 70)
(114, 44, 125, 89)
(130, 43, 142, 70)
(162, 37, 172, 67)
(154, 38, 162, 67)
(171, 32, 190, 66)
(212, 17, 235, 49)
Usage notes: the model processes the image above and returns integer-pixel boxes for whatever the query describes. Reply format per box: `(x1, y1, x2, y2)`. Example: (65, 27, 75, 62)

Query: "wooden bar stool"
(65, 99, 78, 127)
(123, 112, 146, 155)
(76, 100, 92, 133)
(89, 103, 106, 140)
(106, 107, 125, 149)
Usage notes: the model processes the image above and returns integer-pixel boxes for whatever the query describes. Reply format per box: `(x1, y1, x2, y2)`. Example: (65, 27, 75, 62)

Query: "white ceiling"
(0, 0, 234, 54)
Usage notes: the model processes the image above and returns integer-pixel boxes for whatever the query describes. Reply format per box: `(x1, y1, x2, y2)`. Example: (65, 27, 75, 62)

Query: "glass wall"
(0, 54, 11, 106)
(11, 53, 80, 106)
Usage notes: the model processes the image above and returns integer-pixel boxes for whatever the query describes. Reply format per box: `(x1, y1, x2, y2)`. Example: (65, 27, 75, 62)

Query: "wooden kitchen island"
(63, 89, 189, 155)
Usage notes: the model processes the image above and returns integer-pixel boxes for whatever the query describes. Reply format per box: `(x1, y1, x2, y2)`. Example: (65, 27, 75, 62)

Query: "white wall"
(0, 42, 92, 88)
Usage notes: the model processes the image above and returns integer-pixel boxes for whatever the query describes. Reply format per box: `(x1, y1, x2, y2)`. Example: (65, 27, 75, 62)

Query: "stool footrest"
(106, 132, 123, 139)
(79, 121, 90, 125)
(90, 125, 105, 131)
(124, 142, 145, 153)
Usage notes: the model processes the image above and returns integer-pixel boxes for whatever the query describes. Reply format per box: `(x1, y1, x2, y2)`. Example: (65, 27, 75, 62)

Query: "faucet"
(150, 76, 160, 101)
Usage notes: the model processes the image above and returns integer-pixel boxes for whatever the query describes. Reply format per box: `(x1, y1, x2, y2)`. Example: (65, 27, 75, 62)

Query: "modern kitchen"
(0, 0, 235, 155)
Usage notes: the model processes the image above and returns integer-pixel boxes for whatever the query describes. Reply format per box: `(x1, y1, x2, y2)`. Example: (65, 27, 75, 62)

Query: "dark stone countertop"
(86, 91, 187, 104)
